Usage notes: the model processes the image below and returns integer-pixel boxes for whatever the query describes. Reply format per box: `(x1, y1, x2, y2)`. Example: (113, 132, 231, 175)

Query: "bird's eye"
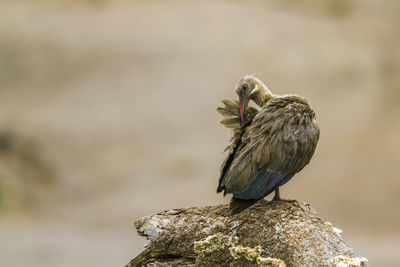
(243, 84, 248, 90)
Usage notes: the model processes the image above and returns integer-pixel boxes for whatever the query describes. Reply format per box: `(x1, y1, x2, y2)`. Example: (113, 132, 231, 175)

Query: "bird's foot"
(272, 197, 297, 204)
(272, 188, 297, 203)
(272, 195, 281, 201)
(275, 198, 297, 203)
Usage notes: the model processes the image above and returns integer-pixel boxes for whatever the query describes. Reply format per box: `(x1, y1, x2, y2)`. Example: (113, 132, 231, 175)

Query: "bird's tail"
(230, 197, 260, 214)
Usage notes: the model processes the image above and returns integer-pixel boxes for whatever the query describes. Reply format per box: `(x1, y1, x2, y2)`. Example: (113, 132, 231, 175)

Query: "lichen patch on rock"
(328, 255, 368, 267)
(229, 244, 261, 261)
(229, 244, 286, 267)
(194, 233, 238, 257)
(257, 256, 287, 267)
(137, 215, 171, 239)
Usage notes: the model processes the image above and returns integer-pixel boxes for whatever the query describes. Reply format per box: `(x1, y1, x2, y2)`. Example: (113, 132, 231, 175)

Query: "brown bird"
(217, 75, 320, 214)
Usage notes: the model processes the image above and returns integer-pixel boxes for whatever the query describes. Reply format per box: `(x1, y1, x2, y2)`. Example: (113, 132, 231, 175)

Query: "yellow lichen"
(329, 255, 368, 267)
(257, 256, 287, 267)
(229, 245, 261, 261)
(229, 245, 286, 266)
(193, 233, 238, 256)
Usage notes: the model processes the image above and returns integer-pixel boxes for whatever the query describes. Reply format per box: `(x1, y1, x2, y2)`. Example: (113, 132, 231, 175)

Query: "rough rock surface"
(128, 200, 368, 267)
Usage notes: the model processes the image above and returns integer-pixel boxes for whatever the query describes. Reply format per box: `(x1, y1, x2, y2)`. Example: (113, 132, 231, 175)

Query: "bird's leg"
(272, 188, 281, 201)
(272, 187, 297, 203)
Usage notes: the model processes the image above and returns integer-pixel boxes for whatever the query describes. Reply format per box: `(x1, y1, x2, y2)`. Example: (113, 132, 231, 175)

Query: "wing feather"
(217, 100, 260, 192)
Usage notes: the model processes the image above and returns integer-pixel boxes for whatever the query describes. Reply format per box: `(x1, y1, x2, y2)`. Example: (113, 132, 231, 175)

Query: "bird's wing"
(217, 99, 259, 129)
(216, 100, 259, 192)
(224, 97, 320, 199)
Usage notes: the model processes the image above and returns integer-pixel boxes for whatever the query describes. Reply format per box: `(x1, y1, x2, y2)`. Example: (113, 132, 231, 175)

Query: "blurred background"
(0, 0, 399, 266)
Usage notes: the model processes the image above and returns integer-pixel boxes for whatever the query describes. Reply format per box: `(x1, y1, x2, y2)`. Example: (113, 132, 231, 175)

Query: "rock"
(127, 200, 368, 267)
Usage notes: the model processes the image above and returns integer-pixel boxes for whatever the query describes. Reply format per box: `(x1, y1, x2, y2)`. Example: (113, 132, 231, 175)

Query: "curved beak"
(239, 95, 249, 124)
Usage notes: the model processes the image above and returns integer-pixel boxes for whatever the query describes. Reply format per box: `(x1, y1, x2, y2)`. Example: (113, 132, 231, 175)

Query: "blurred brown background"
(0, 0, 399, 266)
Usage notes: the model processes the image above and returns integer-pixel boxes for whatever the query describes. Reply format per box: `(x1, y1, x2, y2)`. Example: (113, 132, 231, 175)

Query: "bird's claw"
(273, 198, 297, 203)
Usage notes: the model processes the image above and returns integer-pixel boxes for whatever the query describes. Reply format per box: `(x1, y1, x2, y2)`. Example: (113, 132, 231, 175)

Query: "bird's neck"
(253, 85, 275, 107)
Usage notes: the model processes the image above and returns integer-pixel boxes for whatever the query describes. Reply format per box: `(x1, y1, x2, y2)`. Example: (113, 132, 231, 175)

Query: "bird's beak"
(239, 95, 249, 124)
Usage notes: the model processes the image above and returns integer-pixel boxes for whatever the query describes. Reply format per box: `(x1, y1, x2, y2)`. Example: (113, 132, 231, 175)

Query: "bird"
(217, 75, 320, 214)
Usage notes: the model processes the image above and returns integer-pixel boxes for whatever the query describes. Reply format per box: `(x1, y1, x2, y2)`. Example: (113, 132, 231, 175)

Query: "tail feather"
(230, 198, 260, 214)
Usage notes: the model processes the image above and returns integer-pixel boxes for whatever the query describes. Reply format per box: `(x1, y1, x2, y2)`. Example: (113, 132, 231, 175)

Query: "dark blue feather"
(233, 170, 293, 199)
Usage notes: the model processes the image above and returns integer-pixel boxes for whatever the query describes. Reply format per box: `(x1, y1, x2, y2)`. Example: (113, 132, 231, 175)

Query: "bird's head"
(235, 75, 272, 124)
